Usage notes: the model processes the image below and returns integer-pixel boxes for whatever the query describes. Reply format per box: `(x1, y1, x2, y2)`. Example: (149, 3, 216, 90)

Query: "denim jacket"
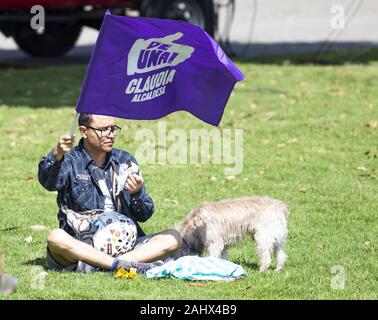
(38, 138, 154, 237)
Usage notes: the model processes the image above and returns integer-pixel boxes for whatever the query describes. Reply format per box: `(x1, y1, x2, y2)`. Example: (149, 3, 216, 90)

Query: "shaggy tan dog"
(173, 196, 289, 272)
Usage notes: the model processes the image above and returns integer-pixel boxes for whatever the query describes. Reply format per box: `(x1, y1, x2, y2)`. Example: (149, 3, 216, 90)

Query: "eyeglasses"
(86, 125, 122, 137)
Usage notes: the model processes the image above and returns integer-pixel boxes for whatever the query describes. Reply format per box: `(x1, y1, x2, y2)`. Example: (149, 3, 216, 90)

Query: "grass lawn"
(0, 50, 377, 300)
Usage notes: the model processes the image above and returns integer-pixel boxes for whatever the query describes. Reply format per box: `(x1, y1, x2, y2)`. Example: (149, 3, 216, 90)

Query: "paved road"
(221, 0, 378, 56)
(0, 0, 377, 64)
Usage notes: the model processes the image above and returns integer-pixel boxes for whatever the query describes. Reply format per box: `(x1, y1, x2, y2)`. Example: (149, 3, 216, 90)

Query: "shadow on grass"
(23, 257, 49, 270)
(0, 43, 377, 109)
(0, 45, 92, 70)
(232, 259, 259, 271)
(0, 64, 86, 108)
(1, 41, 378, 69)
(235, 47, 378, 66)
(228, 41, 378, 66)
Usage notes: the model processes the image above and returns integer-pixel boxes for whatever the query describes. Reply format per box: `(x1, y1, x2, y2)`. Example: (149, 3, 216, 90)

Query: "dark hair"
(78, 114, 93, 127)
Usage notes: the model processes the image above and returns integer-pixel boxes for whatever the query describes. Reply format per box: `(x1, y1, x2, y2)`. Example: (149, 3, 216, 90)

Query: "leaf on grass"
(25, 236, 33, 243)
(315, 243, 323, 249)
(287, 138, 298, 144)
(277, 143, 286, 149)
(225, 175, 235, 181)
(364, 241, 370, 246)
(20, 135, 33, 142)
(263, 112, 276, 122)
(299, 187, 307, 193)
(16, 118, 27, 125)
(210, 176, 217, 181)
(164, 199, 179, 205)
(187, 279, 239, 287)
(239, 112, 251, 119)
(187, 282, 211, 287)
(299, 82, 307, 88)
(293, 92, 302, 98)
(366, 120, 378, 128)
(31, 225, 46, 231)
(26, 176, 34, 181)
(260, 139, 270, 145)
(239, 285, 252, 291)
(357, 166, 368, 172)
(315, 147, 327, 155)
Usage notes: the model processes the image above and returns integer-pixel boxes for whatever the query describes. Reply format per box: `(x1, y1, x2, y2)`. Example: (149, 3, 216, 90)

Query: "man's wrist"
(52, 147, 63, 162)
(130, 189, 142, 198)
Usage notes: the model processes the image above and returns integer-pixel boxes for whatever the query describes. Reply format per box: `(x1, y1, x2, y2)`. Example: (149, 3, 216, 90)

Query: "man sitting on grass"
(38, 113, 182, 273)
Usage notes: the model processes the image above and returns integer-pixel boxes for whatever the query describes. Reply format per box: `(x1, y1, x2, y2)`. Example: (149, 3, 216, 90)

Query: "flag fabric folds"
(76, 11, 244, 126)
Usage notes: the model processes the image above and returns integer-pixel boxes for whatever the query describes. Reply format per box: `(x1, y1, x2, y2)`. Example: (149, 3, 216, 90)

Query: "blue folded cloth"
(146, 256, 247, 281)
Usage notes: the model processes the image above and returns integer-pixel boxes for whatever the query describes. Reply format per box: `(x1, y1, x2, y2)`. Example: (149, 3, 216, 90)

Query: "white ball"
(93, 212, 137, 257)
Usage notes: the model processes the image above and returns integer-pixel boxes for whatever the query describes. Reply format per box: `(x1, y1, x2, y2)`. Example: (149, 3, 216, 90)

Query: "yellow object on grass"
(114, 267, 138, 279)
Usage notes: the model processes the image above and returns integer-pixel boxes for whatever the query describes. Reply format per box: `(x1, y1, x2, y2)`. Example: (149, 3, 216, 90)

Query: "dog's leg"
(220, 248, 228, 260)
(254, 233, 273, 272)
(206, 241, 224, 259)
(274, 245, 287, 271)
(257, 246, 272, 272)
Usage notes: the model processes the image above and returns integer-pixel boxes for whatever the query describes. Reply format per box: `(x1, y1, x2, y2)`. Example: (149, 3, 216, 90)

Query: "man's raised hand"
(52, 134, 75, 161)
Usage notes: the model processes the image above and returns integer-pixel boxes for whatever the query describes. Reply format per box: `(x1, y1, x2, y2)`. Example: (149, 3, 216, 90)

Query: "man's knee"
(162, 229, 183, 252)
(47, 229, 73, 252)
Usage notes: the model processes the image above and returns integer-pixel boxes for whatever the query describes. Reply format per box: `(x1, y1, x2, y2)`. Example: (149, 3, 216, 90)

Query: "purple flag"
(76, 12, 244, 126)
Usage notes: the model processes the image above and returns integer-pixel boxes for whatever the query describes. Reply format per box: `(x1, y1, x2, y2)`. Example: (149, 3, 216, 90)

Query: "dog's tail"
(276, 199, 289, 219)
(273, 200, 289, 226)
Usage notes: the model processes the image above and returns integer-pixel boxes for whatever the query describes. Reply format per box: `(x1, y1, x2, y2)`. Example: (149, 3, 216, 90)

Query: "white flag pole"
(70, 112, 79, 138)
